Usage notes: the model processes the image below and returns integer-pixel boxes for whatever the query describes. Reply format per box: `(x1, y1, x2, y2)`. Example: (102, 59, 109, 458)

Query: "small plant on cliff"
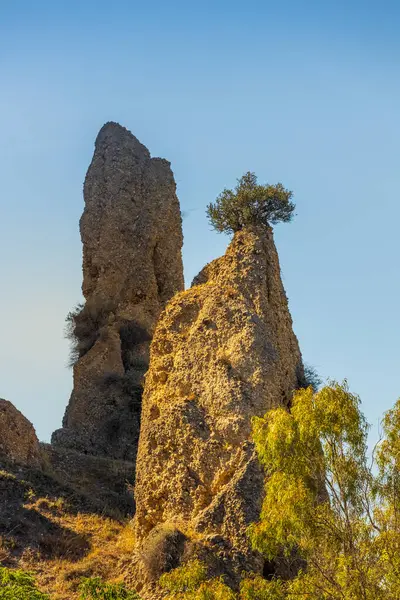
(207, 172, 295, 235)
(0, 566, 50, 599)
(299, 363, 322, 392)
(65, 299, 116, 367)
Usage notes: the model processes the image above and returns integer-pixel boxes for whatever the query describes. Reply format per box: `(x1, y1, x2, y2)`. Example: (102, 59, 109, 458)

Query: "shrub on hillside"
(160, 560, 235, 599)
(207, 172, 295, 235)
(79, 577, 141, 599)
(0, 566, 50, 600)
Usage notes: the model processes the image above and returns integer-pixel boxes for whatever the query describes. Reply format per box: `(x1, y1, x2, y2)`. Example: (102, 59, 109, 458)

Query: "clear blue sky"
(1, 1, 399, 445)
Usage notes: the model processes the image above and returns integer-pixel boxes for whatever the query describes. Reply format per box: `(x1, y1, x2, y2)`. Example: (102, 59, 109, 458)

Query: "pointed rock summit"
(52, 122, 184, 461)
(132, 226, 304, 593)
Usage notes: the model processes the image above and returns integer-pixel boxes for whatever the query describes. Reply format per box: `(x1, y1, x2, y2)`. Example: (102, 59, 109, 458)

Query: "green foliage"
(159, 560, 207, 596)
(0, 567, 50, 600)
(206, 172, 295, 235)
(160, 563, 289, 600)
(157, 386, 400, 599)
(240, 577, 286, 600)
(79, 577, 141, 600)
(159, 561, 235, 600)
(249, 381, 400, 599)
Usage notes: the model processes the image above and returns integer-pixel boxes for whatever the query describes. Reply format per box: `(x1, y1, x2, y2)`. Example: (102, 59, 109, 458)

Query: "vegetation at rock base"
(206, 172, 295, 234)
(160, 382, 400, 599)
(160, 560, 235, 599)
(159, 562, 287, 599)
(248, 381, 400, 598)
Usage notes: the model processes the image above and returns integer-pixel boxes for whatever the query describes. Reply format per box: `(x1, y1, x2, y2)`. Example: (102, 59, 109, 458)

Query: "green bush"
(0, 566, 50, 600)
(159, 559, 207, 594)
(79, 577, 141, 599)
(240, 576, 286, 600)
(207, 172, 295, 235)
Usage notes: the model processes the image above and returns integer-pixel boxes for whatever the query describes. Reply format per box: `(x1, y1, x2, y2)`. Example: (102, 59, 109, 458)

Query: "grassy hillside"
(0, 460, 135, 599)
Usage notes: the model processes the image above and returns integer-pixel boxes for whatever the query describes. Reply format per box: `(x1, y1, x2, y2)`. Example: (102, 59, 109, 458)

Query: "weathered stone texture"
(0, 399, 42, 467)
(132, 226, 303, 595)
(52, 122, 184, 460)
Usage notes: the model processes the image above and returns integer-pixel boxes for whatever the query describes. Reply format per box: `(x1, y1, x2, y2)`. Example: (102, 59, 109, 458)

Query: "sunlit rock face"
(132, 226, 304, 596)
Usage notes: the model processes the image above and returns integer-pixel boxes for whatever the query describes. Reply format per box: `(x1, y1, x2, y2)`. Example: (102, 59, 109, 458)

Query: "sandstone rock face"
(0, 399, 42, 467)
(52, 122, 184, 460)
(132, 226, 303, 594)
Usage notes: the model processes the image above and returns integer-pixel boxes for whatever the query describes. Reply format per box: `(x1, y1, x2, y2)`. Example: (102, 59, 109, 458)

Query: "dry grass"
(0, 463, 136, 599)
(19, 506, 136, 599)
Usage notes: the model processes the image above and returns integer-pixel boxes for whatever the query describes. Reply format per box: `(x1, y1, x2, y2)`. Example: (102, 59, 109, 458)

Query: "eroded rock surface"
(132, 226, 303, 595)
(0, 399, 42, 467)
(52, 122, 184, 461)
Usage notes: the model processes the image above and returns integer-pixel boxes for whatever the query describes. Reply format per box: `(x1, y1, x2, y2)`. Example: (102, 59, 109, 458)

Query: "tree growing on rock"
(207, 172, 295, 234)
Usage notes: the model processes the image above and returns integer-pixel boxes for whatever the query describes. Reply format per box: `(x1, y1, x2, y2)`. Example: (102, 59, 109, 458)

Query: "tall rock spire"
(132, 225, 303, 594)
(52, 122, 184, 461)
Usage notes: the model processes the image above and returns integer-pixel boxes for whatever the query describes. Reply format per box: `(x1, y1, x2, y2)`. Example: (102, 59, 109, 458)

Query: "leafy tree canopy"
(206, 172, 295, 235)
(248, 382, 400, 599)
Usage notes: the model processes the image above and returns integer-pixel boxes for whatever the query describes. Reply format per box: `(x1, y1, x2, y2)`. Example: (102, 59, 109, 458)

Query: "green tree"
(249, 382, 400, 599)
(206, 172, 295, 235)
(158, 384, 400, 599)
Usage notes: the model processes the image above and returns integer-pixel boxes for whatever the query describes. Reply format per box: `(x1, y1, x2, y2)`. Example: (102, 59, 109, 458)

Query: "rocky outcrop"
(0, 399, 42, 467)
(52, 122, 184, 461)
(132, 226, 303, 595)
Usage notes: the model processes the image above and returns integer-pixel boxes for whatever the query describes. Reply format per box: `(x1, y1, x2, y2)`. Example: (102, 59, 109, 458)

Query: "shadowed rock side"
(0, 399, 42, 468)
(132, 226, 304, 597)
(52, 122, 184, 461)
(41, 443, 136, 517)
